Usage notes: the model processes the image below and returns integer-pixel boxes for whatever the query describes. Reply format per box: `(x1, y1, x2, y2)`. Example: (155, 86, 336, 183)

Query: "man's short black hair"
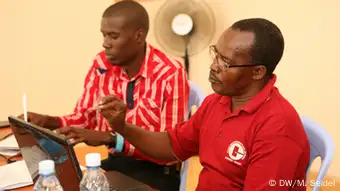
(231, 18, 284, 76)
(102, 0, 149, 34)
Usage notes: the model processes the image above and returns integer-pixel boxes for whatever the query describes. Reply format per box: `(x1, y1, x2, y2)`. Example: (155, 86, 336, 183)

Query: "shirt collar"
(139, 44, 153, 78)
(113, 44, 154, 80)
(95, 44, 154, 80)
(219, 74, 277, 114)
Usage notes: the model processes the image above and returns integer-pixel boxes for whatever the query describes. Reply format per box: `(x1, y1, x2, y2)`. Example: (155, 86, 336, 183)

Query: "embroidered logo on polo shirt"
(225, 141, 246, 166)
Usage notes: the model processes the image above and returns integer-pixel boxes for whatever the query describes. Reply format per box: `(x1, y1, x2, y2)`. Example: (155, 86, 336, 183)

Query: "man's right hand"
(18, 112, 60, 130)
(97, 95, 127, 133)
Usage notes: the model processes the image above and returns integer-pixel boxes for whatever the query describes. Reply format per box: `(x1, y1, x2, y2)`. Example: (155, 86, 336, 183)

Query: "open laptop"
(8, 116, 154, 191)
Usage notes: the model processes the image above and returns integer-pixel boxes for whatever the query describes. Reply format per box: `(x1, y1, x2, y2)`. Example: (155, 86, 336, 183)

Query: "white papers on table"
(0, 160, 33, 190)
(0, 135, 19, 150)
(0, 150, 20, 157)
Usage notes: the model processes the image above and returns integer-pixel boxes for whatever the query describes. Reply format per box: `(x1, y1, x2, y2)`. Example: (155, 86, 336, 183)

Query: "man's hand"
(97, 95, 127, 133)
(56, 127, 112, 146)
(18, 112, 48, 127)
(18, 112, 60, 130)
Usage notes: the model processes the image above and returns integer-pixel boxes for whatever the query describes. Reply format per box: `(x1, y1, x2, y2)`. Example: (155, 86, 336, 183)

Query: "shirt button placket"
(218, 117, 231, 137)
(218, 119, 225, 137)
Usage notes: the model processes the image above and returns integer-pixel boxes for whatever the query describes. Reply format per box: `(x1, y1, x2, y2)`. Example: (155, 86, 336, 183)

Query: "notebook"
(0, 160, 33, 190)
(0, 134, 19, 150)
(0, 121, 9, 128)
(0, 149, 20, 157)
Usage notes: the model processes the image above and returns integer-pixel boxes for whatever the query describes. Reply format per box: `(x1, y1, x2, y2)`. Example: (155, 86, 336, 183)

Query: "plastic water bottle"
(33, 160, 63, 191)
(79, 153, 110, 191)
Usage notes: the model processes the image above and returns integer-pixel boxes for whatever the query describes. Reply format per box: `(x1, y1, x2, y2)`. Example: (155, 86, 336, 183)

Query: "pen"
(88, 106, 99, 111)
(23, 93, 28, 122)
(88, 103, 103, 111)
(87, 99, 105, 111)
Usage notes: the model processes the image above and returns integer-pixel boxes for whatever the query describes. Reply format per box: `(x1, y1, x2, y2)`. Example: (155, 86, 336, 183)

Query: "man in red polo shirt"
(20, 1, 188, 191)
(92, 18, 311, 191)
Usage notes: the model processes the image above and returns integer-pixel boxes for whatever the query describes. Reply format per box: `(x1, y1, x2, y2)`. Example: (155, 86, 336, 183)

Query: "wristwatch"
(106, 132, 124, 153)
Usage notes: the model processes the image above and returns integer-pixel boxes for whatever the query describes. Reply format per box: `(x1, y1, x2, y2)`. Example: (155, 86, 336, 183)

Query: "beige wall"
(1, 0, 339, 178)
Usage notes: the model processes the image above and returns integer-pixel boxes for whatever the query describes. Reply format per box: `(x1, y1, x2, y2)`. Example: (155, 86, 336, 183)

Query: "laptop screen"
(8, 116, 82, 191)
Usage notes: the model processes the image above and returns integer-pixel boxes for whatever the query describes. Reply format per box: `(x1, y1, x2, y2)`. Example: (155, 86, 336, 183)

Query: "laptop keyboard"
(109, 184, 117, 191)
(21, 146, 49, 179)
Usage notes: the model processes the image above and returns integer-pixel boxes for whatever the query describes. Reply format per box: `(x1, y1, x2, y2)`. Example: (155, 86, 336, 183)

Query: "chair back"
(179, 80, 205, 191)
(188, 81, 205, 114)
(301, 116, 335, 191)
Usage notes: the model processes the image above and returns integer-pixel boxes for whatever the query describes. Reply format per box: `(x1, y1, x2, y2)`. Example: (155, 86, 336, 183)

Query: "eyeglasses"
(0, 153, 21, 164)
(209, 45, 256, 71)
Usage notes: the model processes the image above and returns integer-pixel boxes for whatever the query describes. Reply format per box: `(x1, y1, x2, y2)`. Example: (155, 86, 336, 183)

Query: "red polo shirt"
(168, 75, 310, 191)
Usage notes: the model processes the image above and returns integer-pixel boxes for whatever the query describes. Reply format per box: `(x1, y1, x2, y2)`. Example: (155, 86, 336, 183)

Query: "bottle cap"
(85, 153, 101, 167)
(39, 160, 55, 175)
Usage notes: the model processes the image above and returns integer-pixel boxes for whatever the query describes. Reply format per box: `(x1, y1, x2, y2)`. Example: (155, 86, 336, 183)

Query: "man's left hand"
(56, 127, 112, 146)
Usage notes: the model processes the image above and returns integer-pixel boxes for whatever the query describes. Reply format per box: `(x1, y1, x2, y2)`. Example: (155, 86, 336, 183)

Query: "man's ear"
(135, 29, 146, 44)
(252, 65, 267, 80)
